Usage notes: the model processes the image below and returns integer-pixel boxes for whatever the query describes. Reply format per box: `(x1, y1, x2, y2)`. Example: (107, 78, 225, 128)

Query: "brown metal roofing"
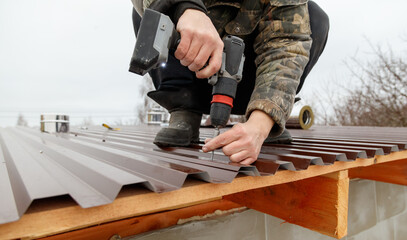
(1, 125, 407, 224)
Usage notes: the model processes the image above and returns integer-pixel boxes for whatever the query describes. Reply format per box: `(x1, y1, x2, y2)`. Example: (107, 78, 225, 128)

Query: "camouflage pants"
(132, 1, 329, 114)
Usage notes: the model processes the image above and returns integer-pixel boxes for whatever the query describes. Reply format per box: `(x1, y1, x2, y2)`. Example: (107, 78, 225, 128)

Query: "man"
(131, 0, 329, 165)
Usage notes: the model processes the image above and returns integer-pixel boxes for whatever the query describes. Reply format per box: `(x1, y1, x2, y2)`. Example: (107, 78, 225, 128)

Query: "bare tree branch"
(329, 40, 407, 127)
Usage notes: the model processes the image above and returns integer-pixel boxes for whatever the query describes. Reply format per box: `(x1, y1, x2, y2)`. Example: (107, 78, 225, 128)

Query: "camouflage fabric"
(133, 0, 312, 137)
(131, 0, 143, 14)
(233, 0, 311, 136)
(139, 0, 155, 12)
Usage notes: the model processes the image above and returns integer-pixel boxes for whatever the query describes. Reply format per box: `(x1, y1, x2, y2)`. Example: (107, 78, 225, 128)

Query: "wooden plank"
(376, 151, 407, 164)
(0, 157, 380, 240)
(39, 200, 244, 240)
(224, 171, 349, 239)
(349, 158, 407, 185)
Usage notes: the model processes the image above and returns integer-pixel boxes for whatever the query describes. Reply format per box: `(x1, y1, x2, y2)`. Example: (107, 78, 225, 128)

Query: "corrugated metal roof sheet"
(1, 125, 407, 224)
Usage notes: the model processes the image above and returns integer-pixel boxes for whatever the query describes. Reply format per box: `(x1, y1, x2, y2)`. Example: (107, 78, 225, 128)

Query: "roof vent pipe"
(40, 114, 69, 133)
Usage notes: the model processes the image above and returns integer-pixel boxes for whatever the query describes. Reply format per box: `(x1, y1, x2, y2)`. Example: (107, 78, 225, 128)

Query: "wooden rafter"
(224, 171, 349, 239)
(349, 158, 407, 185)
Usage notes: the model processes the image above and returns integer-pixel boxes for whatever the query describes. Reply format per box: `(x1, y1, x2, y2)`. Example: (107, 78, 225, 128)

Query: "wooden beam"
(39, 200, 244, 240)
(349, 158, 407, 185)
(376, 151, 407, 164)
(224, 171, 349, 239)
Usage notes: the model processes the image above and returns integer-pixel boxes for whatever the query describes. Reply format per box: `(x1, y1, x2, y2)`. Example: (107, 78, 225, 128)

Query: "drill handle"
(210, 36, 245, 98)
(223, 36, 245, 80)
(208, 36, 245, 86)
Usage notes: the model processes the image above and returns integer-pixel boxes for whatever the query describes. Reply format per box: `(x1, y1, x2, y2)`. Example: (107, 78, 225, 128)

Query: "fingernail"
(202, 146, 208, 152)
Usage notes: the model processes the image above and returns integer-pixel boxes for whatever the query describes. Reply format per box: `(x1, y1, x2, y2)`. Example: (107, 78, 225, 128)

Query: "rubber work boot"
(264, 129, 293, 144)
(154, 110, 202, 147)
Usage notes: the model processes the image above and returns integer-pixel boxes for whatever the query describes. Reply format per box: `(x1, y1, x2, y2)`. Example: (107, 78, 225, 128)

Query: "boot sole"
(264, 137, 293, 144)
(153, 128, 199, 147)
(154, 136, 191, 147)
(154, 137, 200, 147)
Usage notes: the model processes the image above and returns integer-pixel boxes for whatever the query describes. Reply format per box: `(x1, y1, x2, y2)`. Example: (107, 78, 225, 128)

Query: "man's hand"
(202, 111, 275, 165)
(175, 9, 223, 79)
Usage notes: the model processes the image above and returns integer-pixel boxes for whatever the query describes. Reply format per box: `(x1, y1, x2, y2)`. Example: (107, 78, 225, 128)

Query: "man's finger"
(203, 129, 239, 152)
(196, 45, 222, 79)
(204, 138, 212, 144)
(222, 140, 246, 157)
(188, 44, 212, 72)
(229, 150, 251, 163)
(180, 36, 202, 67)
(174, 32, 192, 60)
(240, 158, 256, 165)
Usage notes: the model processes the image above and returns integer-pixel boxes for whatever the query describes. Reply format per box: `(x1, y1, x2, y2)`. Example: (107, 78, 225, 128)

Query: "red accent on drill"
(211, 95, 234, 108)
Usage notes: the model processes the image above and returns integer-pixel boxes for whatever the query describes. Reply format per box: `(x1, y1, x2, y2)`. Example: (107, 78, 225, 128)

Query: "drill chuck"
(210, 102, 232, 128)
(210, 94, 234, 127)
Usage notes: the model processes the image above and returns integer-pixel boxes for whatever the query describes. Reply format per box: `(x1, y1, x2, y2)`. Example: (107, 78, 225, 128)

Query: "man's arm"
(203, 2, 312, 165)
(247, 2, 312, 137)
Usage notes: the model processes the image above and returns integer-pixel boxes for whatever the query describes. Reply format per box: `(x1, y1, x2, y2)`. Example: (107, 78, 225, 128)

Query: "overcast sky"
(0, 0, 406, 127)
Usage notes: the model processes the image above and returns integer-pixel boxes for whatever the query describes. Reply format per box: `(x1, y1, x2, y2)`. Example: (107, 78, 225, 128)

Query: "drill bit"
(211, 127, 220, 161)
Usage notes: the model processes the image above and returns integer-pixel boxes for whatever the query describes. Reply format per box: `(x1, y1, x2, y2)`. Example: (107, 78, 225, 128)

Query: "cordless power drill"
(129, 9, 245, 139)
